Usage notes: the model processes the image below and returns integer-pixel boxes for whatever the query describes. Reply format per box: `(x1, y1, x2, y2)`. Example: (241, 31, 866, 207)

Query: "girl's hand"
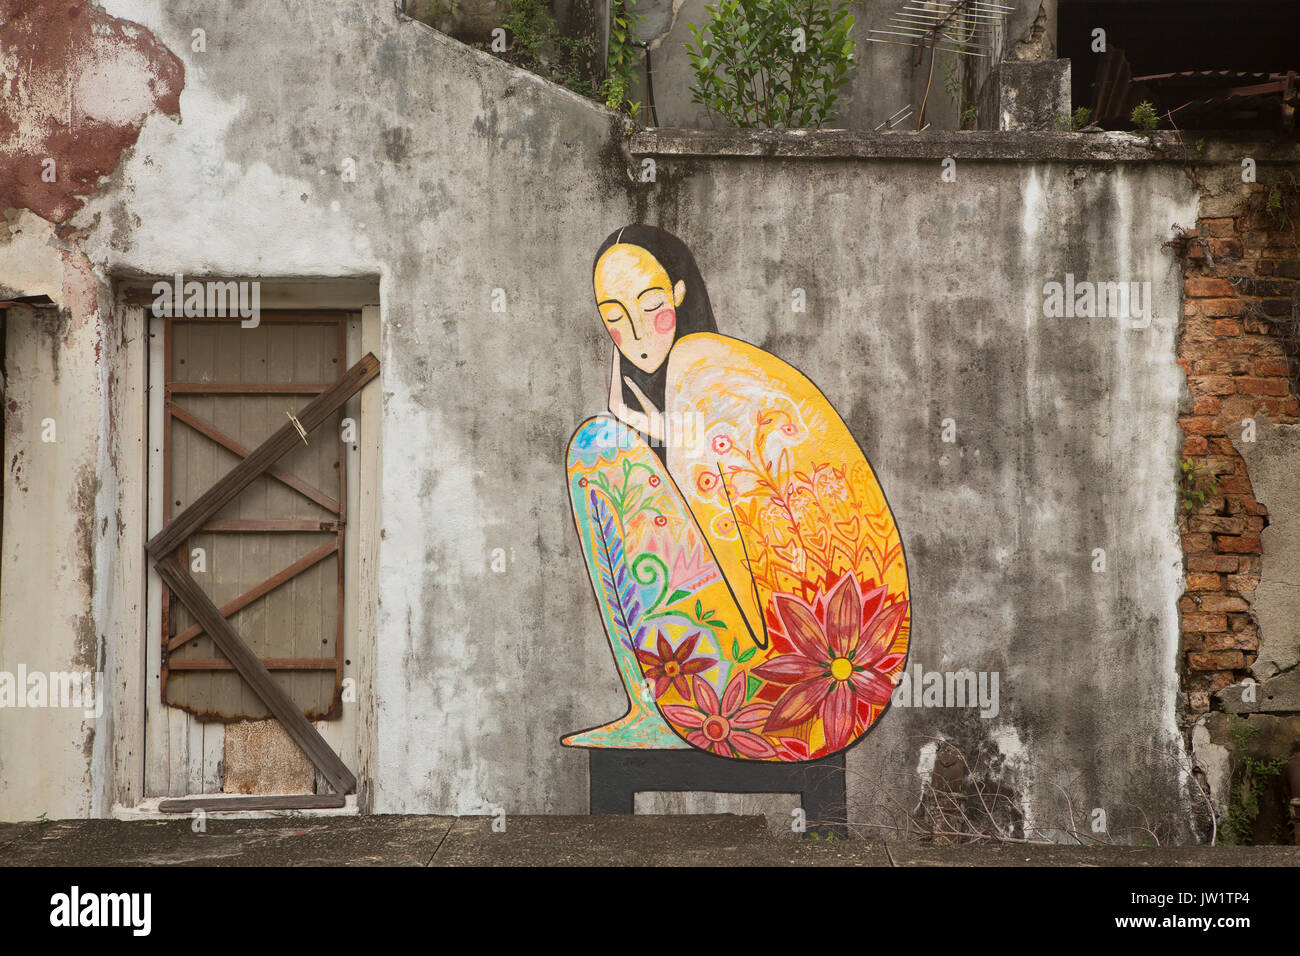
(622, 376, 665, 444)
(607, 344, 628, 419)
(607, 345, 665, 443)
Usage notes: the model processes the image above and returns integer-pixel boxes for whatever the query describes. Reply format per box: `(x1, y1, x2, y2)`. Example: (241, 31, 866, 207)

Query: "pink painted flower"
(711, 434, 733, 455)
(751, 572, 908, 752)
(663, 673, 777, 758)
(695, 469, 720, 494)
(636, 631, 715, 700)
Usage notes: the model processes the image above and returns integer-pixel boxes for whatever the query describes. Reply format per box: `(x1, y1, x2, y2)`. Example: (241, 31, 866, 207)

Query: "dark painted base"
(588, 748, 848, 838)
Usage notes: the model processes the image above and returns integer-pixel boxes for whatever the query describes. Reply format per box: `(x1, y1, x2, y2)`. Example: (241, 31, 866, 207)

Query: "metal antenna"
(865, 0, 1016, 129)
(875, 103, 915, 130)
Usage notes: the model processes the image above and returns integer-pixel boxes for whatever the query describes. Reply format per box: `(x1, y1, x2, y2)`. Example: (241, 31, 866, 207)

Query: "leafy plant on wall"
(685, 0, 855, 128)
(602, 0, 644, 117)
(502, 0, 597, 96)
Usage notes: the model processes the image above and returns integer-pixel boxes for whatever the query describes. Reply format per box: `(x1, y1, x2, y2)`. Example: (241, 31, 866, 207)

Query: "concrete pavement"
(2, 815, 1297, 866)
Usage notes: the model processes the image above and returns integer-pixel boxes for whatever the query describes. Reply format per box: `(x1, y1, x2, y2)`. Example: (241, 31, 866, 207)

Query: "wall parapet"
(630, 128, 1300, 164)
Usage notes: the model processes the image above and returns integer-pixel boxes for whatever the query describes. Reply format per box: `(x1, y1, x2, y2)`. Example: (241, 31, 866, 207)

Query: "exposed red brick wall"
(1177, 180, 1300, 721)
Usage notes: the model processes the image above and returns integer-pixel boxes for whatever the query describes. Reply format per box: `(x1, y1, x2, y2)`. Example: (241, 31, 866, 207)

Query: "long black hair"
(592, 224, 718, 416)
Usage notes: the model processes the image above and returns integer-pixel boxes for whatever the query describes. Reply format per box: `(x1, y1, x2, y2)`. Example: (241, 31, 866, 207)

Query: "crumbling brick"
(1176, 176, 1300, 726)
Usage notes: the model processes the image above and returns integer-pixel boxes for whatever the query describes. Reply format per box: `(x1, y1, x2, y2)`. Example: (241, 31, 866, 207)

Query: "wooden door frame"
(112, 282, 382, 813)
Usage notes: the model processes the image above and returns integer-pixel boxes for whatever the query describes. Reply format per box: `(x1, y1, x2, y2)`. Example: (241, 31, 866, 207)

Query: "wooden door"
(144, 310, 371, 799)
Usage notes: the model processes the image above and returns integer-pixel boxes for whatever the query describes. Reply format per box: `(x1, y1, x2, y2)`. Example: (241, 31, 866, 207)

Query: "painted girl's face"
(594, 244, 686, 374)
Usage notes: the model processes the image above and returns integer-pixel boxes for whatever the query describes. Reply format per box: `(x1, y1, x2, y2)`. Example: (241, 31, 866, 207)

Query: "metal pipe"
(642, 41, 659, 127)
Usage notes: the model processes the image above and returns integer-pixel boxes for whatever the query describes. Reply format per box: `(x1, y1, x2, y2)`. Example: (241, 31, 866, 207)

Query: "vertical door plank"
(145, 315, 171, 797)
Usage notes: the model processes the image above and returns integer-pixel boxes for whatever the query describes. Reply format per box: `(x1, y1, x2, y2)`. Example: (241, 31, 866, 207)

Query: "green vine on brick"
(1262, 171, 1299, 236)
(1178, 457, 1218, 512)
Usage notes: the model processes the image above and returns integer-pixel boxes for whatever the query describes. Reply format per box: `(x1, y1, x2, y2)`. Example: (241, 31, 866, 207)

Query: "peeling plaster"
(0, 0, 184, 223)
(0, 0, 184, 820)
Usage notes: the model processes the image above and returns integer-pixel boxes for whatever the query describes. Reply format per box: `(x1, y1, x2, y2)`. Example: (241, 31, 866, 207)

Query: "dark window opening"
(1058, 0, 1299, 133)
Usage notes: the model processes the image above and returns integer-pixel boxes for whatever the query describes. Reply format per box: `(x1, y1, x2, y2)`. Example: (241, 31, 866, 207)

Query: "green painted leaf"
(746, 674, 762, 699)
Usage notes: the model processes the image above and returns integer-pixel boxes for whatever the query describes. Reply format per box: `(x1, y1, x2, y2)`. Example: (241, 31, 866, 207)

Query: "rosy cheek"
(653, 309, 676, 333)
(609, 328, 622, 346)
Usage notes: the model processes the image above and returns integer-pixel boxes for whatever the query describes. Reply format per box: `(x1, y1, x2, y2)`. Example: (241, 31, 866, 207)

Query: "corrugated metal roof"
(1091, 52, 1297, 130)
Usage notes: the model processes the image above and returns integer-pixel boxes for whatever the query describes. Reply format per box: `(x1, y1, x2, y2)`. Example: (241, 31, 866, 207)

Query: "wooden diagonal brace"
(169, 403, 340, 513)
(166, 539, 339, 652)
(147, 352, 378, 561)
(155, 551, 357, 794)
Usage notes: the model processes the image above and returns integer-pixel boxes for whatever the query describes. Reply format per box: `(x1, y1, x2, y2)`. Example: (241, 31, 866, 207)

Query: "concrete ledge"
(630, 128, 1300, 163)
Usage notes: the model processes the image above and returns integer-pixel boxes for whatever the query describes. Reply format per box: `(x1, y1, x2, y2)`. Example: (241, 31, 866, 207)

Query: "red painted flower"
(578, 477, 588, 487)
(648, 475, 661, 487)
(663, 673, 777, 758)
(774, 737, 811, 762)
(636, 630, 715, 700)
(653, 515, 668, 527)
(751, 572, 908, 752)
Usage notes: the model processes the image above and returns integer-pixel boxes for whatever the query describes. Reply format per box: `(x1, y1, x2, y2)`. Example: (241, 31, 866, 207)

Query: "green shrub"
(1221, 721, 1288, 845)
(1130, 100, 1159, 131)
(503, 0, 595, 96)
(685, 0, 855, 128)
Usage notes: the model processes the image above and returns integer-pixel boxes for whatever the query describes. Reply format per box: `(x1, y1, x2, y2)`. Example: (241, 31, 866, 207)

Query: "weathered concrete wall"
(0, 0, 1221, 838)
(3, 0, 637, 819)
(0, 0, 184, 821)
(626, 136, 1198, 837)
